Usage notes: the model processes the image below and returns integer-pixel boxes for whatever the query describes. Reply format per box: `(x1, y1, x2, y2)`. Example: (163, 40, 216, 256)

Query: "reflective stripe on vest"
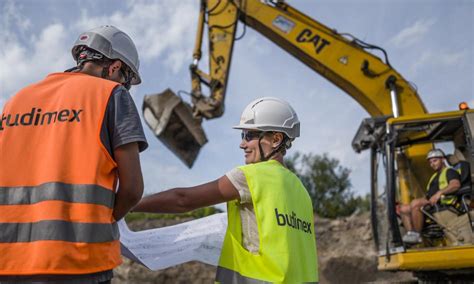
(0, 182, 117, 243)
(216, 266, 318, 284)
(0, 182, 114, 207)
(0, 73, 120, 275)
(216, 160, 319, 283)
(0, 220, 118, 243)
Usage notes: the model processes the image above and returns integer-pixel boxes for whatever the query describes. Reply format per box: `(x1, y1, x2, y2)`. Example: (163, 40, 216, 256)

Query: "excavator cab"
(365, 110, 474, 280)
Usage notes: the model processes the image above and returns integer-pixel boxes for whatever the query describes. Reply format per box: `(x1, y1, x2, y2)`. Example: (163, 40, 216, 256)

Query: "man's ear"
(109, 60, 122, 76)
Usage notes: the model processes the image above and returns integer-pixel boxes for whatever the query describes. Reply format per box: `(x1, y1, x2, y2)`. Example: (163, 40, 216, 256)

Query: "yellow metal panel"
(387, 110, 474, 125)
(379, 246, 474, 271)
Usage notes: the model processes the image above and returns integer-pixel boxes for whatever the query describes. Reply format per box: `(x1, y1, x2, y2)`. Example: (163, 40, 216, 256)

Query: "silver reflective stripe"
(216, 267, 270, 284)
(0, 220, 119, 243)
(0, 182, 115, 208)
(216, 266, 318, 284)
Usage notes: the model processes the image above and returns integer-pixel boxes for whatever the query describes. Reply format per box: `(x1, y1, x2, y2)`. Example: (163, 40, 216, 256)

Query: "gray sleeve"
(100, 86, 148, 159)
(225, 167, 252, 204)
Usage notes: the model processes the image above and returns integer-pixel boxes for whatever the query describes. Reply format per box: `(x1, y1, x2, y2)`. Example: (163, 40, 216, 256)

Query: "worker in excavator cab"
(133, 97, 319, 283)
(400, 149, 461, 244)
(0, 25, 147, 283)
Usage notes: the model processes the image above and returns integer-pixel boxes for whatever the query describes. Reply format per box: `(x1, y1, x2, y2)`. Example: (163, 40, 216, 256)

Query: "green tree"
(285, 152, 368, 218)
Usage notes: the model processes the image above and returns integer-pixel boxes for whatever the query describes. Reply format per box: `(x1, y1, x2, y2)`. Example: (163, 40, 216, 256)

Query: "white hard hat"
(72, 25, 141, 85)
(426, 149, 445, 160)
(233, 97, 300, 139)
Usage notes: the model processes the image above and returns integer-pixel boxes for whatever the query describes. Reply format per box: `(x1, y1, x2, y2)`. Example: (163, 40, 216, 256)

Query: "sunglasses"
(241, 131, 263, 141)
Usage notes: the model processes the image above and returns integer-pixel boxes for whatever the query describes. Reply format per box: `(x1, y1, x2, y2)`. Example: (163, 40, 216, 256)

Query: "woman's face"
(239, 130, 275, 164)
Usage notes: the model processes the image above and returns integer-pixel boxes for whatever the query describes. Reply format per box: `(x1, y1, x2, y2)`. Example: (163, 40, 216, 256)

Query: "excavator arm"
(191, 0, 429, 117)
(143, 0, 432, 198)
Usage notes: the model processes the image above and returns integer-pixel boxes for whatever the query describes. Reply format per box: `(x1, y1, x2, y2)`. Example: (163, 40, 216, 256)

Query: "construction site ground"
(113, 212, 416, 283)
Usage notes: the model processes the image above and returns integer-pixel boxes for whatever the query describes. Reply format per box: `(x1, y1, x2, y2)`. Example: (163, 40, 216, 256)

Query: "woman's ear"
(272, 133, 284, 148)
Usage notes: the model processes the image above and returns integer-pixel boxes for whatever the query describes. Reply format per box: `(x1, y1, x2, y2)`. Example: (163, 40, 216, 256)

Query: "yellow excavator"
(142, 0, 474, 280)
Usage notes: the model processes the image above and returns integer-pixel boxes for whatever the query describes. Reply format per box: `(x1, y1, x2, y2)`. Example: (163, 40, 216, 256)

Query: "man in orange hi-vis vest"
(0, 26, 147, 283)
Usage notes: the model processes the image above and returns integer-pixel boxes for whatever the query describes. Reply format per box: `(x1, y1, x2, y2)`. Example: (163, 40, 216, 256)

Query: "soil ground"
(112, 213, 416, 284)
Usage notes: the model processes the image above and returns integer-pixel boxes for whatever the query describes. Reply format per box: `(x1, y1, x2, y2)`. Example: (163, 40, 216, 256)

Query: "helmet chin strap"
(257, 134, 268, 162)
(257, 132, 287, 162)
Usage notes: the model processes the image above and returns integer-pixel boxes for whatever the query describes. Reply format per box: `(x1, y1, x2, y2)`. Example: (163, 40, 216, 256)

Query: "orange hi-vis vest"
(0, 72, 121, 275)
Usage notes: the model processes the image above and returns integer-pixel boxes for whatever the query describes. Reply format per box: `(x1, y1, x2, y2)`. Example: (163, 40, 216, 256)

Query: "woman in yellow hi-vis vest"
(134, 97, 319, 283)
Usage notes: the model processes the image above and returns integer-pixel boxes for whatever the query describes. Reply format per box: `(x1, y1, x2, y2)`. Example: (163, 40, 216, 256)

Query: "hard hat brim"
(131, 75, 141, 85)
(232, 124, 261, 131)
(426, 156, 444, 160)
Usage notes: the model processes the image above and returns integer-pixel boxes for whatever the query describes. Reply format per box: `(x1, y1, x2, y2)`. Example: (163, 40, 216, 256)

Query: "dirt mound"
(112, 213, 415, 283)
(315, 213, 414, 283)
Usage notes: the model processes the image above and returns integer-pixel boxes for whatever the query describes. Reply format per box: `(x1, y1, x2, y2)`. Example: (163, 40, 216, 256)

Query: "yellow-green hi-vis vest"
(427, 167, 455, 205)
(216, 160, 319, 283)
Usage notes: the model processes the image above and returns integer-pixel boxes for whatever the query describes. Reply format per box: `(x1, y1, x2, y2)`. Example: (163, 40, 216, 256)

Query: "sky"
(1, 0, 473, 202)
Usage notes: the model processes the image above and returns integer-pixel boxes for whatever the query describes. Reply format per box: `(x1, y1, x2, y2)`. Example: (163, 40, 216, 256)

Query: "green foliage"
(285, 152, 369, 218)
(125, 206, 222, 222)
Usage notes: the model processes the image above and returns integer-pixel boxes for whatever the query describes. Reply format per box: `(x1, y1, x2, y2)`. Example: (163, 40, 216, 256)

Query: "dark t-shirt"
(86, 86, 148, 282)
(101, 85, 148, 157)
(426, 168, 461, 199)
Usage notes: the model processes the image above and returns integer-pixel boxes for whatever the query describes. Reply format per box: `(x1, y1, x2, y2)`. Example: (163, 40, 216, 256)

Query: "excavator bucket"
(142, 89, 207, 168)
